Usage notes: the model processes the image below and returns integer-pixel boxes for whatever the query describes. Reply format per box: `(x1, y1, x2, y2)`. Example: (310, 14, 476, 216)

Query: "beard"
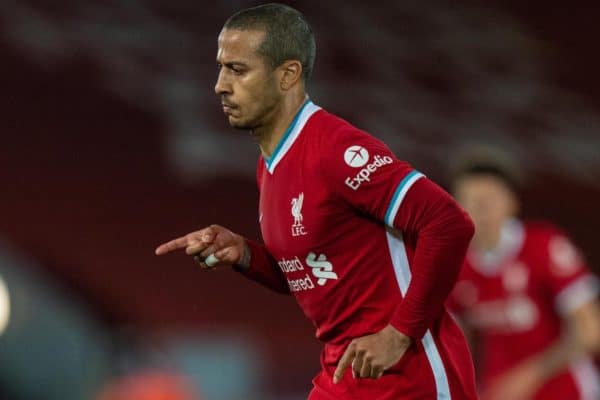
(228, 114, 260, 131)
(228, 99, 279, 134)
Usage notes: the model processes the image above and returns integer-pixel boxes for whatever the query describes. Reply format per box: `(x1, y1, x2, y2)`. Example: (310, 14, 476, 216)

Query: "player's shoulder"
(308, 108, 354, 133)
(522, 220, 586, 271)
(522, 220, 570, 244)
(257, 156, 266, 170)
(309, 108, 394, 158)
(256, 156, 267, 185)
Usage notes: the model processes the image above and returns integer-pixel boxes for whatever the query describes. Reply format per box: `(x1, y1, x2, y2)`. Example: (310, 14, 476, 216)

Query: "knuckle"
(210, 224, 223, 233)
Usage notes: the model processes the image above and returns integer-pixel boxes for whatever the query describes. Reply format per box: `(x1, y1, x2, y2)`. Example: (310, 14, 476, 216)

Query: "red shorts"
(308, 368, 421, 400)
(308, 354, 445, 399)
(308, 337, 478, 399)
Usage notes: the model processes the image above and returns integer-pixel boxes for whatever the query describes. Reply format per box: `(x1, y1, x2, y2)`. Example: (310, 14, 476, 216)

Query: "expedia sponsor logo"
(344, 146, 369, 168)
(344, 154, 393, 190)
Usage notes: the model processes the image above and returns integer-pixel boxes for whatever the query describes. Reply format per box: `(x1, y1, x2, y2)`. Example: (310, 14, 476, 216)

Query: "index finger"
(333, 343, 356, 384)
(155, 236, 189, 255)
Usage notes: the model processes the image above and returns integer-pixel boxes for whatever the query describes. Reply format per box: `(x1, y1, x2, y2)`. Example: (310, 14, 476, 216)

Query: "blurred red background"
(1, 1, 599, 398)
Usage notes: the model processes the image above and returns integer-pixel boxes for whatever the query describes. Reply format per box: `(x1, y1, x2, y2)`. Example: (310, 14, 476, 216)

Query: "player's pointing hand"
(155, 225, 249, 270)
(333, 324, 412, 384)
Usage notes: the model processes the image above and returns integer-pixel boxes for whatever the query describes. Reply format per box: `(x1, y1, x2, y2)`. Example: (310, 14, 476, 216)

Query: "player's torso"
(461, 263, 587, 399)
(257, 115, 401, 344)
(455, 223, 582, 397)
(256, 105, 480, 399)
(463, 255, 557, 332)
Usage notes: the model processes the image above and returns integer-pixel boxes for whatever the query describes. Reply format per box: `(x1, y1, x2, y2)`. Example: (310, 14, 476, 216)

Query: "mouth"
(222, 102, 237, 114)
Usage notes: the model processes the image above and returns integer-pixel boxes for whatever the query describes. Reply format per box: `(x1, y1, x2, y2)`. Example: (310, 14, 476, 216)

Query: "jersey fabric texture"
(239, 100, 478, 399)
(448, 219, 600, 399)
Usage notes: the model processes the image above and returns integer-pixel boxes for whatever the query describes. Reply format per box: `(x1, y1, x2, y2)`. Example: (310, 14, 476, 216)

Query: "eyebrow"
(216, 60, 248, 68)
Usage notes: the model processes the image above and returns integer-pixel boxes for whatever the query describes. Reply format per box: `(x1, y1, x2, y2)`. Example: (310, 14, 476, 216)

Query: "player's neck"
(255, 92, 308, 158)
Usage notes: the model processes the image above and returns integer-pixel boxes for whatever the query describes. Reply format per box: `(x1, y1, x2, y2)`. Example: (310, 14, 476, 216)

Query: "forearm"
(234, 239, 291, 294)
(529, 339, 579, 384)
(523, 300, 600, 383)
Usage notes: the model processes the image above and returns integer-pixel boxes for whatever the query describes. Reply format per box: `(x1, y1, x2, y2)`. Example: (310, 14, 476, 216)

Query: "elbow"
(464, 211, 475, 240)
(432, 200, 476, 244)
(454, 204, 475, 242)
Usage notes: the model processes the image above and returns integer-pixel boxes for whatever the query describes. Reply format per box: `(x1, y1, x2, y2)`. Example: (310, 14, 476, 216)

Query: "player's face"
(215, 28, 281, 130)
(454, 175, 518, 241)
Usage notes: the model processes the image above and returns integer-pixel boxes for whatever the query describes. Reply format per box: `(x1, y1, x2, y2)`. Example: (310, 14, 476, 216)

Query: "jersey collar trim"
(472, 218, 525, 275)
(264, 100, 321, 174)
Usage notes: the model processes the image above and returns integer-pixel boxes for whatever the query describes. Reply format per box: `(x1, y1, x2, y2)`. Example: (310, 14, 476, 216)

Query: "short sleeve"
(321, 125, 424, 227)
(541, 233, 599, 315)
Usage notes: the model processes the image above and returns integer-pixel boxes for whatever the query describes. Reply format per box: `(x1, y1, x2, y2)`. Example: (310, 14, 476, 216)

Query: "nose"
(214, 68, 231, 96)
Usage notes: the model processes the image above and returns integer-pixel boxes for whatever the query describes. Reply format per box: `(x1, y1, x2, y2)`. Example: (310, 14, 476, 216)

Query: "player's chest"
(258, 169, 344, 257)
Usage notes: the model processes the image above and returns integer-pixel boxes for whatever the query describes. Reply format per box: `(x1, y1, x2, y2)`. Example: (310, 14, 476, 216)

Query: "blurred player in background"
(448, 147, 600, 400)
(157, 3, 478, 399)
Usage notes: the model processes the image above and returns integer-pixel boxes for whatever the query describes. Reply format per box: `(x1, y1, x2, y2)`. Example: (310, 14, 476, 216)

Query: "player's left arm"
(384, 177, 475, 339)
(482, 234, 600, 400)
(324, 127, 474, 381)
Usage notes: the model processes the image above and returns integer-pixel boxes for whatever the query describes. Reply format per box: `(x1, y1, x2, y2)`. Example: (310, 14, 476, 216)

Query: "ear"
(507, 189, 521, 216)
(280, 60, 303, 90)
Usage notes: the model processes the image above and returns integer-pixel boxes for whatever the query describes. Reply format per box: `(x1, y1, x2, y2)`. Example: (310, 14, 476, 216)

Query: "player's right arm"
(155, 225, 290, 294)
(155, 224, 245, 265)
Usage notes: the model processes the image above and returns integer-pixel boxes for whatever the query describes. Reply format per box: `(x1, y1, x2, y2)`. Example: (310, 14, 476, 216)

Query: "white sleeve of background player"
(322, 126, 424, 225)
(543, 234, 600, 316)
(555, 275, 600, 315)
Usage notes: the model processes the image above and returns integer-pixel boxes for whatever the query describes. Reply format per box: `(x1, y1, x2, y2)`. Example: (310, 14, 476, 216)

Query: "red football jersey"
(449, 219, 600, 399)
(239, 100, 478, 399)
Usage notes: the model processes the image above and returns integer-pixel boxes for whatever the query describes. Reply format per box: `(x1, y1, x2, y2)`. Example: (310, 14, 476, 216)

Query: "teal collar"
(264, 100, 321, 174)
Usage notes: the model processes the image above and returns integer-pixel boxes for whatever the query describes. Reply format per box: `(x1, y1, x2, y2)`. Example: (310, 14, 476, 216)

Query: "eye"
(231, 66, 244, 75)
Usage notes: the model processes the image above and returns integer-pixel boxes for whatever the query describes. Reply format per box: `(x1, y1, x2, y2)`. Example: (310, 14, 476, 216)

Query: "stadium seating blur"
(1, 1, 599, 398)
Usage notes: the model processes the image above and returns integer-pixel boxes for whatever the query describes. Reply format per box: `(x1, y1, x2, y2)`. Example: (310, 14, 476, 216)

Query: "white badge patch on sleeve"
(549, 236, 582, 277)
(344, 145, 369, 168)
